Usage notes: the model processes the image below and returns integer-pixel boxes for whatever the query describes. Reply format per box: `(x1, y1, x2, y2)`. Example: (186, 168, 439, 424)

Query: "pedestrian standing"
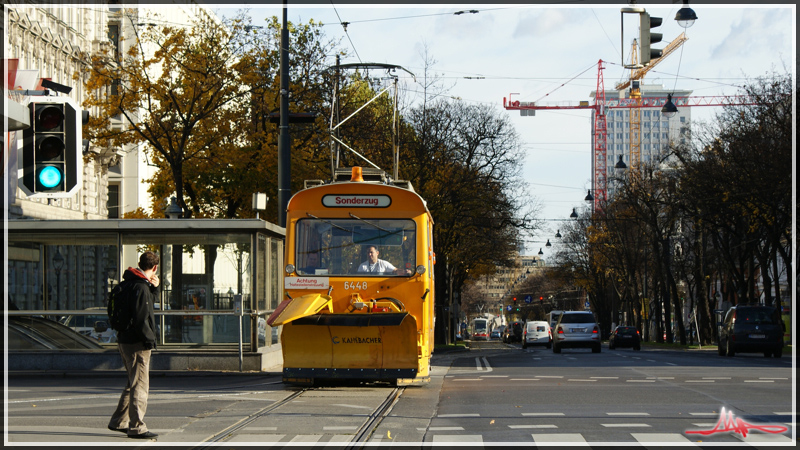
(108, 250, 160, 440)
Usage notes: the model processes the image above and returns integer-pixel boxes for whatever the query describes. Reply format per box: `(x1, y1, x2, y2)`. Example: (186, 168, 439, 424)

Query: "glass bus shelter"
(7, 219, 285, 352)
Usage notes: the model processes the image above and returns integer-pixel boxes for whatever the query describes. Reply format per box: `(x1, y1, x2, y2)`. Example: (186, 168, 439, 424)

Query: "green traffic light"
(38, 166, 62, 188)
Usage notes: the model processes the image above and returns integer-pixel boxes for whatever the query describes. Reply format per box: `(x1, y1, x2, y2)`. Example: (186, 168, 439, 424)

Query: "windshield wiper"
(306, 213, 358, 234)
(348, 213, 391, 232)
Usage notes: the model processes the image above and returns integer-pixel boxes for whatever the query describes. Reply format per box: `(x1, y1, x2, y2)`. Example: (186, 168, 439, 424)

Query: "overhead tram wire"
(329, 1, 363, 64)
(316, 6, 522, 28)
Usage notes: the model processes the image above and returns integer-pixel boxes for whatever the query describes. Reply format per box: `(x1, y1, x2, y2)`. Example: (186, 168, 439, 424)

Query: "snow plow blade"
(266, 293, 333, 327)
(281, 312, 420, 382)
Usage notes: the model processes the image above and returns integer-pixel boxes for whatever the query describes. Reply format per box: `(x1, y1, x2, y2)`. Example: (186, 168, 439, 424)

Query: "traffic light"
(639, 12, 663, 66)
(21, 96, 83, 197)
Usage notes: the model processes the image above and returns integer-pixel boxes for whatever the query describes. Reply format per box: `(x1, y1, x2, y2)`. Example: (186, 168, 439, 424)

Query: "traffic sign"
(525, 295, 532, 304)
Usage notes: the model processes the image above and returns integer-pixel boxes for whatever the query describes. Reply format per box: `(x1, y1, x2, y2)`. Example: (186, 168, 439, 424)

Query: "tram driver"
(357, 245, 412, 276)
(299, 252, 326, 275)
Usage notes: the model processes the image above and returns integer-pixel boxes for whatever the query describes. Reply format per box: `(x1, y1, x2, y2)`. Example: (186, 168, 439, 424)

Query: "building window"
(108, 184, 119, 218)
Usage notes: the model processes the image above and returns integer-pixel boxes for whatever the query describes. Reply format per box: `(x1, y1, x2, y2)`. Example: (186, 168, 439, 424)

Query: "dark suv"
(718, 305, 783, 358)
(503, 321, 523, 343)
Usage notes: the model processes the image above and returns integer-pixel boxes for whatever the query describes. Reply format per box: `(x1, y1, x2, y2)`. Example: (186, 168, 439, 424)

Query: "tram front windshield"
(295, 218, 416, 276)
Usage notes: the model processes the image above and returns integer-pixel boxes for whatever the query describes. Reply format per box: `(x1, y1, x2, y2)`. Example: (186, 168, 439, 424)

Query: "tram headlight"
(416, 265, 426, 275)
(285, 264, 296, 274)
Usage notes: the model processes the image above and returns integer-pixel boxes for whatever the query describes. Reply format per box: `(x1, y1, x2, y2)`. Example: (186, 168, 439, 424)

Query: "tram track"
(345, 386, 404, 448)
(193, 385, 405, 447)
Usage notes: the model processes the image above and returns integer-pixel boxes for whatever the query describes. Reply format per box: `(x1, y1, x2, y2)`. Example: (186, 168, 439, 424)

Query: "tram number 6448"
(344, 281, 368, 290)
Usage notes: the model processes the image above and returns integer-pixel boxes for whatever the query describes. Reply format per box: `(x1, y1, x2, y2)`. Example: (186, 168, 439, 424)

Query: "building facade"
(6, 3, 215, 221)
(591, 84, 692, 198)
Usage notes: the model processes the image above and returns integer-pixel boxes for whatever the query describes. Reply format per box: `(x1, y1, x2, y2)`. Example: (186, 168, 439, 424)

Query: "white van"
(522, 320, 552, 349)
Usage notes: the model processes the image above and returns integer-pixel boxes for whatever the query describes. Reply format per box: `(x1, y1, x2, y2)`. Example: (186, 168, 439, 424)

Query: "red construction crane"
(503, 59, 756, 212)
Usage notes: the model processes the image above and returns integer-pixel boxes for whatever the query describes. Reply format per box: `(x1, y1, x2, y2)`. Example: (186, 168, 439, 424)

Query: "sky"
(210, 3, 795, 256)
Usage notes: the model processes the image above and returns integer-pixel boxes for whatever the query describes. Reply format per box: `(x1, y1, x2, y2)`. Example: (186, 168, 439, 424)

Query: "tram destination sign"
(322, 194, 391, 208)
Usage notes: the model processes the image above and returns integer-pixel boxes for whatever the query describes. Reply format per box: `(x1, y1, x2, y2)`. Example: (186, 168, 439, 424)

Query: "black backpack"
(107, 281, 135, 332)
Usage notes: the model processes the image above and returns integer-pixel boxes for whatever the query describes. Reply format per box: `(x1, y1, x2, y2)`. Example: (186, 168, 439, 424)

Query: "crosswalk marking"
(532, 433, 586, 443)
(432, 434, 482, 442)
(632, 433, 693, 443)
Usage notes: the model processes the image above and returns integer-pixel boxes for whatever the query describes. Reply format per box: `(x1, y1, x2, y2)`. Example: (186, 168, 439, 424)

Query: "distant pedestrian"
(107, 250, 160, 440)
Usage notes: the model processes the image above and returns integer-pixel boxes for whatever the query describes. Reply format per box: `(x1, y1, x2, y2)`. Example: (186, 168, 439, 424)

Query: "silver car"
(553, 311, 601, 353)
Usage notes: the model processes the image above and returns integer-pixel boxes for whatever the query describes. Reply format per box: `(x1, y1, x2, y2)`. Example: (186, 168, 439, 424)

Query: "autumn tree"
(83, 9, 256, 218)
(673, 69, 793, 335)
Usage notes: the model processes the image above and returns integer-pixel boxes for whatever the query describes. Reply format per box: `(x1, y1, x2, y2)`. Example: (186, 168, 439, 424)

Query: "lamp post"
(53, 247, 65, 310)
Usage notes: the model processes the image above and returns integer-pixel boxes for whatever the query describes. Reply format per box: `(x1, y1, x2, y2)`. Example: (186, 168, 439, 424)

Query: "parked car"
(59, 307, 117, 343)
(9, 316, 105, 350)
(553, 311, 601, 353)
(503, 321, 523, 343)
(608, 325, 641, 350)
(718, 305, 783, 358)
(522, 321, 551, 349)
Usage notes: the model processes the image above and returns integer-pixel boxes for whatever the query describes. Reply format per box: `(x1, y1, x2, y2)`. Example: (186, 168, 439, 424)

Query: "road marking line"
(290, 435, 322, 443)
(632, 433, 692, 443)
(534, 376, 564, 378)
(685, 380, 715, 383)
(627, 380, 655, 383)
(432, 434, 479, 442)
(567, 379, 597, 382)
(438, 413, 480, 418)
(703, 377, 731, 379)
(480, 375, 508, 378)
(602, 423, 651, 427)
(689, 412, 718, 416)
(510, 378, 540, 381)
(330, 403, 372, 409)
(744, 380, 774, 383)
(532, 433, 586, 443)
(591, 376, 619, 379)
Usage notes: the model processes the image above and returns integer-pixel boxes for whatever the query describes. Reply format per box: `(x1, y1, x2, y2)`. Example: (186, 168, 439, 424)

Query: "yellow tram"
(268, 167, 435, 385)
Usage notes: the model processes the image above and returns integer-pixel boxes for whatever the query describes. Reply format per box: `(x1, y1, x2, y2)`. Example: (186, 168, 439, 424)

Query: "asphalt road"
(5, 343, 795, 447)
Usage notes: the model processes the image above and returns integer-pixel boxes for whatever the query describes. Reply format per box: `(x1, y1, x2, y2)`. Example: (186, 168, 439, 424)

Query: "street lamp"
(555, 229, 562, 239)
(584, 190, 594, 204)
(675, 0, 698, 28)
(107, 264, 117, 298)
(165, 196, 182, 219)
(53, 247, 65, 310)
(615, 155, 628, 170)
(570, 208, 579, 219)
(661, 93, 679, 118)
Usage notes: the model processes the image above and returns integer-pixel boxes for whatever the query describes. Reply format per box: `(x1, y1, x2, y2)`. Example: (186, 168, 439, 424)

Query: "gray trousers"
(108, 342, 151, 435)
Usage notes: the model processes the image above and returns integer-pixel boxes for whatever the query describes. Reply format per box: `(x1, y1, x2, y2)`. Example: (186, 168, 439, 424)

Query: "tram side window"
(295, 219, 416, 276)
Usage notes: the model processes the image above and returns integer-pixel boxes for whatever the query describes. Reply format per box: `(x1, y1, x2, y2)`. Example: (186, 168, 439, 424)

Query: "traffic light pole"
(277, 3, 291, 228)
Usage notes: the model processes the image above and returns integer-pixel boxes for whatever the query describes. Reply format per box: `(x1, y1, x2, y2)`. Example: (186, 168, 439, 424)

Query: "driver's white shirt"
(357, 259, 397, 273)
